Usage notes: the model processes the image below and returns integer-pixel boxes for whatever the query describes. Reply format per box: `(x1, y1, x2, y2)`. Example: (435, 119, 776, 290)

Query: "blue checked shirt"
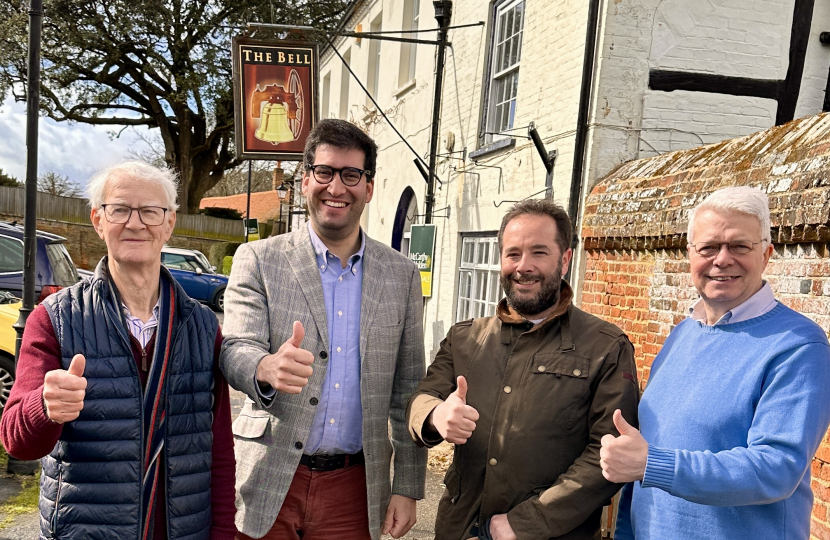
(305, 223, 365, 455)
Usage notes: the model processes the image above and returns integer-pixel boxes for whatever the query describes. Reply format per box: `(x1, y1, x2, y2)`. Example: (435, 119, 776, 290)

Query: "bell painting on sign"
(232, 37, 319, 161)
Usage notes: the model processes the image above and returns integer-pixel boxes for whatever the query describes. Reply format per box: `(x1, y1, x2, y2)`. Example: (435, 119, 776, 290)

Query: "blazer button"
(320, 351, 328, 359)
(310, 397, 319, 406)
(295, 441, 303, 450)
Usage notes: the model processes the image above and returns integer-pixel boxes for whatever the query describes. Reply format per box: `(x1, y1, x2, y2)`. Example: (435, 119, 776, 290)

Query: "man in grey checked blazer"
(221, 119, 427, 540)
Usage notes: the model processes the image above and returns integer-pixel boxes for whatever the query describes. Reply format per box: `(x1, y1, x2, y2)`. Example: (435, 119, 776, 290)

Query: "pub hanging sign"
(232, 37, 319, 161)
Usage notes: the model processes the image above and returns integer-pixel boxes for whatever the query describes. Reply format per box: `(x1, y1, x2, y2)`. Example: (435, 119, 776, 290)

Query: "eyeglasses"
(101, 204, 168, 226)
(306, 164, 370, 187)
(689, 240, 766, 258)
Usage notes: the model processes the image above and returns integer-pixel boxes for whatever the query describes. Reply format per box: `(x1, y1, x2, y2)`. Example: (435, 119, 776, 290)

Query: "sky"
(0, 94, 144, 189)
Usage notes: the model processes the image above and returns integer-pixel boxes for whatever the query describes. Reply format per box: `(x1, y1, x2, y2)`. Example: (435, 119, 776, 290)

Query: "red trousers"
(236, 463, 371, 540)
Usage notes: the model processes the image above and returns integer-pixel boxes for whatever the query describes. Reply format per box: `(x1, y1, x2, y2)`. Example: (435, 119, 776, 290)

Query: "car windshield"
(192, 252, 213, 273)
(163, 253, 197, 271)
(46, 243, 80, 287)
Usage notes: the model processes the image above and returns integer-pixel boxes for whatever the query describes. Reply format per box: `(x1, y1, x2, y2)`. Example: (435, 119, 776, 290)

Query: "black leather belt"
(300, 450, 365, 472)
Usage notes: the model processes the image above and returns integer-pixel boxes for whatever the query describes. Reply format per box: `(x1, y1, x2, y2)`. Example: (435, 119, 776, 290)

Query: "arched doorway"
(391, 187, 418, 253)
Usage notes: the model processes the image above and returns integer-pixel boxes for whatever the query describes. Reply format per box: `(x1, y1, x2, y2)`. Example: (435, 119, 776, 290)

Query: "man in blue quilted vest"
(0, 161, 237, 539)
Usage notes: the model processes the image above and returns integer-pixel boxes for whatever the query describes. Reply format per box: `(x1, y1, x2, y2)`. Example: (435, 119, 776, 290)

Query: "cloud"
(0, 95, 150, 188)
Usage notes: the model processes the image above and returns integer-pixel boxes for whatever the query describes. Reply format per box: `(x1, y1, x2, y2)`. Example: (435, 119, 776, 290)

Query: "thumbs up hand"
(256, 321, 315, 394)
(599, 409, 648, 482)
(42, 353, 88, 424)
(430, 376, 480, 445)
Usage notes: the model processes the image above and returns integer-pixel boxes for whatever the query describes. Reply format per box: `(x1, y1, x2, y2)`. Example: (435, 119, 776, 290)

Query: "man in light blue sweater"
(600, 186, 830, 540)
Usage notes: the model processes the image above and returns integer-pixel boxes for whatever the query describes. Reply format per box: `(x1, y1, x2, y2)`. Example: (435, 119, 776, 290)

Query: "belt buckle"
(309, 453, 344, 471)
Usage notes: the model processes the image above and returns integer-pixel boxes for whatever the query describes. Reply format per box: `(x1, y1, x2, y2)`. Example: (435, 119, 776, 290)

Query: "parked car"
(0, 222, 80, 301)
(160, 247, 227, 312)
(0, 291, 21, 409)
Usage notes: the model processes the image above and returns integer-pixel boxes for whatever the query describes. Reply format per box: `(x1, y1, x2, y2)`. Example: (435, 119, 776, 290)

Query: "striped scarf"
(138, 277, 176, 540)
(102, 263, 178, 540)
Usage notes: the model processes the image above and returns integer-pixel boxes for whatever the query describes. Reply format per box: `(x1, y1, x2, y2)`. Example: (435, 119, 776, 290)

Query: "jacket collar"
(285, 227, 330, 352)
(497, 280, 574, 331)
(358, 235, 388, 363)
(283, 225, 388, 364)
(91, 256, 194, 323)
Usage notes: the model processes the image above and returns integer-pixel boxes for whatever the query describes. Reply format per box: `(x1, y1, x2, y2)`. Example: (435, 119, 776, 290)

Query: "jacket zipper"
(105, 301, 145, 540)
(165, 309, 195, 540)
(50, 468, 63, 535)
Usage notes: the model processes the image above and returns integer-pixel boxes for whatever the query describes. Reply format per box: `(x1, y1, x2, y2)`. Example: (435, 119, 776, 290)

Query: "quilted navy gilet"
(38, 261, 218, 540)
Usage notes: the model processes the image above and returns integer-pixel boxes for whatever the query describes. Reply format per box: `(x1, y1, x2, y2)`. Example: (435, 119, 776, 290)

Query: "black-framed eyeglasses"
(101, 204, 168, 226)
(306, 164, 371, 187)
(689, 240, 766, 258)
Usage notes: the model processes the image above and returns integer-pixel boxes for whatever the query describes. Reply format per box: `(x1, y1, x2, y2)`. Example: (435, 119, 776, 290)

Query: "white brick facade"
(318, 0, 830, 362)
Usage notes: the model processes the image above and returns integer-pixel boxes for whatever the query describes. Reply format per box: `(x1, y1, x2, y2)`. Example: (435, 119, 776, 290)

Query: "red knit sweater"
(0, 304, 237, 539)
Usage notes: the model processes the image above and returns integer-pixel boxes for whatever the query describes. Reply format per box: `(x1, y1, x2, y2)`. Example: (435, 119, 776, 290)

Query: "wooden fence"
(0, 186, 244, 241)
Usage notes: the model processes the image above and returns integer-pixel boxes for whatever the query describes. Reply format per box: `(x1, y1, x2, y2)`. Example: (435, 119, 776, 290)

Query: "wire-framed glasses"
(306, 165, 370, 187)
(689, 240, 765, 258)
(101, 204, 168, 226)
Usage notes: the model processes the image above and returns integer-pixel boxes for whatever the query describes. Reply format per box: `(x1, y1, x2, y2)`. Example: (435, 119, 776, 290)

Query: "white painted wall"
(638, 91, 778, 157)
(796, 0, 830, 118)
(320, 0, 830, 360)
(650, 0, 792, 78)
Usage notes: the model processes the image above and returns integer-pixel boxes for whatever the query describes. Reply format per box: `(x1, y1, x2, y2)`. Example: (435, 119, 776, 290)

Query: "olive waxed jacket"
(407, 284, 639, 540)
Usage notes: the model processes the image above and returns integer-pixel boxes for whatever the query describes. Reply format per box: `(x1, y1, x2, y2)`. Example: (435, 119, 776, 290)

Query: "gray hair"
(87, 161, 179, 212)
(687, 186, 770, 243)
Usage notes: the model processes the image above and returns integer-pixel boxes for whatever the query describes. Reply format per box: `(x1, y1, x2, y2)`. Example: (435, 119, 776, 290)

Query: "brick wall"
(581, 112, 830, 538)
(588, 0, 830, 184)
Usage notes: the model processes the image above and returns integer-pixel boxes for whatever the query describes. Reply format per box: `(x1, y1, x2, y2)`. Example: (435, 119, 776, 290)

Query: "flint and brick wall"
(580, 112, 830, 539)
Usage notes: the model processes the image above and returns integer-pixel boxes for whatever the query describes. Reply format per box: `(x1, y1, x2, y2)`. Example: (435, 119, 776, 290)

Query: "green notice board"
(243, 218, 260, 241)
(409, 224, 436, 297)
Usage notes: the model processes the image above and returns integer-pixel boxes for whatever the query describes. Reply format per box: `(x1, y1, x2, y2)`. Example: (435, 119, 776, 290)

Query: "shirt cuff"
(408, 394, 444, 447)
(641, 446, 676, 492)
(254, 374, 276, 404)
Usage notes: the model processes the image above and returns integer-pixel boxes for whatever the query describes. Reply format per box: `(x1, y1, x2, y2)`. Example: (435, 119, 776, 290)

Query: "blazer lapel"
(285, 228, 329, 351)
(359, 238, 386, 365)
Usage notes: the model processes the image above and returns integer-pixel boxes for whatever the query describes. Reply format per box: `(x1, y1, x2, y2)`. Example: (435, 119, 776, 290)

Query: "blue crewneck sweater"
(615, 303, 830, 540)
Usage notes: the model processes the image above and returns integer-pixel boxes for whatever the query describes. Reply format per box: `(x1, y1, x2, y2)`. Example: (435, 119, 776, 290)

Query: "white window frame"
(339, 48, 351, 119)
(398, 0, 420, 88)
(456, 235, 503, 322)
(321, 72, 331, 119)
(367, 14, 383, 106)
(483, 0, 525, 145)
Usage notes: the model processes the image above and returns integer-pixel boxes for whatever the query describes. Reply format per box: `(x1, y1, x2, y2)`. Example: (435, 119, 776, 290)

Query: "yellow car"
(0, 299, 20, 409)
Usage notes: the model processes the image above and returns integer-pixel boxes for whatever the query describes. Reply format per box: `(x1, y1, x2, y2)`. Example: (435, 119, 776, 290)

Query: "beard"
(501, 257, 564, 317)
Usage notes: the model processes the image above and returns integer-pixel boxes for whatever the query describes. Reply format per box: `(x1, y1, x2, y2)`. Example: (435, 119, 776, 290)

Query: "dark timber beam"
(649, 71, 780, 100)
(648, 0, 816, 126)
(776, 0, 816, 124)
(824, 64, 830, 112)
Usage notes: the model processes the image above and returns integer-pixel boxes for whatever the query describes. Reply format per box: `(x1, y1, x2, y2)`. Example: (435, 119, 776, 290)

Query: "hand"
(381, 495, 417, 538)
(488, 514, 517, 540)
(42, 353, 87, 424)
(256, 321, 315, 394)
(600, 409, 648, 482)
(430, 376, 479, 445)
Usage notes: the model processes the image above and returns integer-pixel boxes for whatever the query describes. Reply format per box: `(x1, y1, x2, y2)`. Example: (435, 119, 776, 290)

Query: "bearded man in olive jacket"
(407, 199, 639, 540)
